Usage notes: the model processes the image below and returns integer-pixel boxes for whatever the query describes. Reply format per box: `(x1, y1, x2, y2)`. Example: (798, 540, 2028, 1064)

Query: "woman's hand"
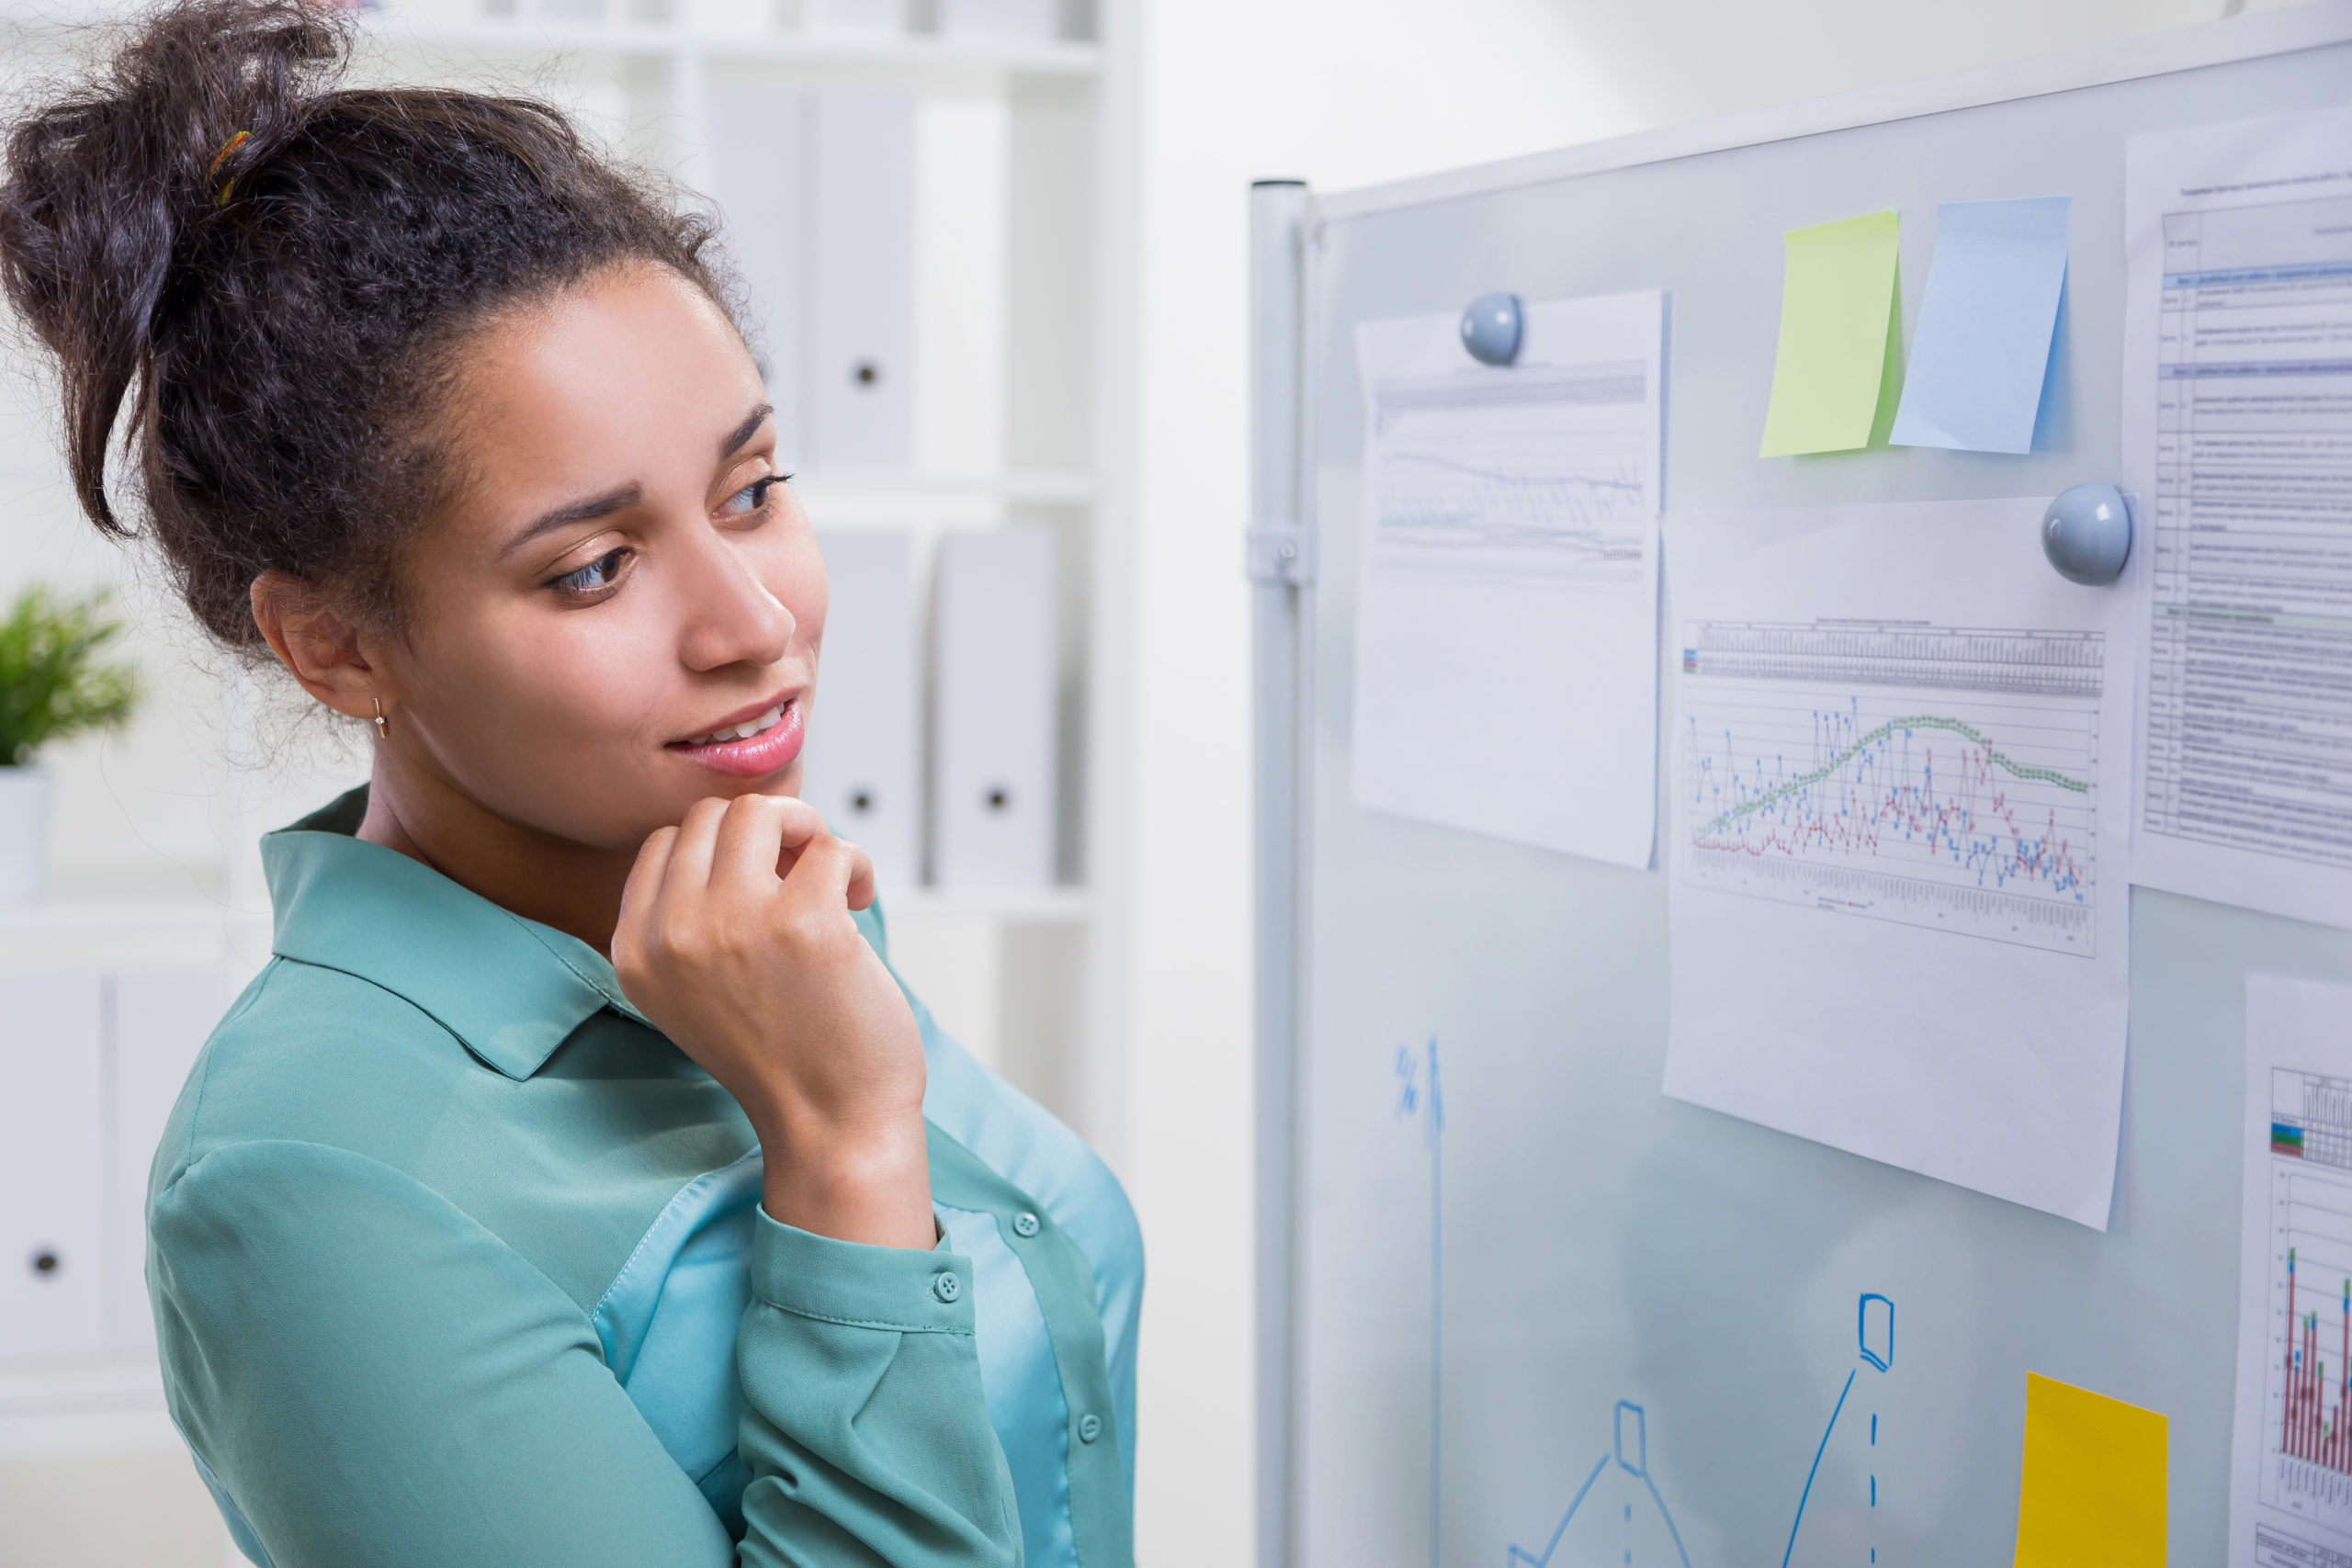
(613, 794, 933, 1250)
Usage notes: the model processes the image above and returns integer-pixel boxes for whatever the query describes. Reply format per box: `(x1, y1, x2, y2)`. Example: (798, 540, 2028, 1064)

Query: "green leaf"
(0, 585, 142, 766)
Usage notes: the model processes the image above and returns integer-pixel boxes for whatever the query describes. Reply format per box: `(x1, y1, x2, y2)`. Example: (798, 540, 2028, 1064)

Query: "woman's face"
(373, 262, 827, 852)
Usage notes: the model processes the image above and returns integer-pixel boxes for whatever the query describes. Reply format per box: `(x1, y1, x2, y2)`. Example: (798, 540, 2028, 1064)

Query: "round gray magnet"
(2041, 482, 2133, 586)
(1460, 293, 1523, 367)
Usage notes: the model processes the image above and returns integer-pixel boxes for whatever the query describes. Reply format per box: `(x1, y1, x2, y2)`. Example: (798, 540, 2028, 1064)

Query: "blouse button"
(1012, 1212, 1041, 1238)
(1078, 1413, 1102, 1444)
(932, 1270, 962, 1303)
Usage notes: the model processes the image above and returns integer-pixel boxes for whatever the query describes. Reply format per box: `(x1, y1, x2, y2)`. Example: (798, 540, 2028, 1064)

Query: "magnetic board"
(1265, 9, 2352, 1565)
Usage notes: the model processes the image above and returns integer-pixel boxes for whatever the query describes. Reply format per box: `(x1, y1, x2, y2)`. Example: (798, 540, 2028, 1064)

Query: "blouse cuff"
(750, 1207, 975, 1335)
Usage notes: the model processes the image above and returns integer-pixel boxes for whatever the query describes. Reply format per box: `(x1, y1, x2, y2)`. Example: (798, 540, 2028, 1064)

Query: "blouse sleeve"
(149, 1139, 1021, 1568)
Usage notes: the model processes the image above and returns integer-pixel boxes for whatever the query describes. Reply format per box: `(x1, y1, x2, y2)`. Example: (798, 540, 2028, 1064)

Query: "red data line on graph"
(2284, 1248, 2352, 1474)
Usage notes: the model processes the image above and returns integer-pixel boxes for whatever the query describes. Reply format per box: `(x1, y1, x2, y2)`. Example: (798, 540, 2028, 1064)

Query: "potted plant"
(0, 586, 140, 904)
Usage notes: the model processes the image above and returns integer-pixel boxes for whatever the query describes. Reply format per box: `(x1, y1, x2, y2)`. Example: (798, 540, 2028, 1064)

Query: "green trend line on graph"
(1697, 714, 2089, 839)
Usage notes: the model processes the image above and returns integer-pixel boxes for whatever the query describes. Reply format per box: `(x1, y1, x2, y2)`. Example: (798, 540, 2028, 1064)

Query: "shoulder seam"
(163, 956, 285, 1191)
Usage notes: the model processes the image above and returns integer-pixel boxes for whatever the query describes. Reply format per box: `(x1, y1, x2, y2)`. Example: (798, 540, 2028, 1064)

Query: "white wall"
(1107, 0, 2292, 1562)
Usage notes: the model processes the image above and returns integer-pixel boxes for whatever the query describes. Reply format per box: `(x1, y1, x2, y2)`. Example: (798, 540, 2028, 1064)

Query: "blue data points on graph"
(1508, 1402, 1692, 1568)
(1860, 1294, 1894, 1372)
(1681, 621, 2105, 955)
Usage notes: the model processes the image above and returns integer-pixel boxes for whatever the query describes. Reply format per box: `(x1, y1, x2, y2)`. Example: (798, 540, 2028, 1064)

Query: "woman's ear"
(249, 570, 388, 719)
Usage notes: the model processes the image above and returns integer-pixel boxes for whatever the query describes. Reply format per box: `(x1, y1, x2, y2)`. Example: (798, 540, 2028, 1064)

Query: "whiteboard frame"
(1256, 6, 2352, 1567)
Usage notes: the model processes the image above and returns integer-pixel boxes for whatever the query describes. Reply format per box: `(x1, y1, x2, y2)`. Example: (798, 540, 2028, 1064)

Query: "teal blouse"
(149, 789, 1142, 1568)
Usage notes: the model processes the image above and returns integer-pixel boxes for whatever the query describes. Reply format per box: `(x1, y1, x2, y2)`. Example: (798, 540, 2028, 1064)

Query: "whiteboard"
(1259, 8, 2352, 1566)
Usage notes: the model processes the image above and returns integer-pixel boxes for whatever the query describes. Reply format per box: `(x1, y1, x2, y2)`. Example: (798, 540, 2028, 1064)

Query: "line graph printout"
(2234, 978, 2352, 1568)
(1352, 292, 1663, 867)
(1368, 367, 1652, 582)
(1683, 624, 2101, 955)
(2125, 107, 2352, 931)
(1665, 502, 2133, 1228)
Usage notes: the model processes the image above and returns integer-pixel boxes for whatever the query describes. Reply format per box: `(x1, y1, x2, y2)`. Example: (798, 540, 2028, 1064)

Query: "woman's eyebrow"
(720, 401, 774, 458)
(502, 482, 642, 559)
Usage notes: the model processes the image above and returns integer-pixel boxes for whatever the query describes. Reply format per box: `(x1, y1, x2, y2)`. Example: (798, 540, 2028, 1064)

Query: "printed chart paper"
(1891, 196, 2072, 455)
(1351, 292, 1662, 866)
(2127, 107, 2352, 929)
(2230, 976, 2352, 1568)
(1758, 211, 1902, 456)
(1663, 500, 2135, 1228)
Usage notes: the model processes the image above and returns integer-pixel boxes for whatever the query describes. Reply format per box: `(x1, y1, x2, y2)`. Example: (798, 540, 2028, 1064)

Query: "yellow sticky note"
(2014, 1371, 2166, 1568)
(1758, 210, 1903, 457)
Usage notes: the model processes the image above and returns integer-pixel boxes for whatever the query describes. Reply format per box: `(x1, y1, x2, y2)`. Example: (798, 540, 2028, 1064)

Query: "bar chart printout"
(2235, 980, 2352, 1568)
(2264, 1077, 2352, 1507)
(2278, 1241, 2352, 1474)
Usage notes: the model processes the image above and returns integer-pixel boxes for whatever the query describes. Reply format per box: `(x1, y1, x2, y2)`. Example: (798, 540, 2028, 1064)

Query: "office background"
(0, 0, 2298, 1562)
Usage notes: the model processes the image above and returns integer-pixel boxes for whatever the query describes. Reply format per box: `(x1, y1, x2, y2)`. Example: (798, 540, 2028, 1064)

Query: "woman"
(0, 4, 1139, 1564)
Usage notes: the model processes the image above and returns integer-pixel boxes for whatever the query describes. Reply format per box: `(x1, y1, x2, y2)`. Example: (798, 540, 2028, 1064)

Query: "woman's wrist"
(754, 1109, 933, 1250)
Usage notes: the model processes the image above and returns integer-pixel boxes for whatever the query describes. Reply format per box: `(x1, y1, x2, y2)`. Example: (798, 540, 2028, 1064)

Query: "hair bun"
(0, 0, 349, 536)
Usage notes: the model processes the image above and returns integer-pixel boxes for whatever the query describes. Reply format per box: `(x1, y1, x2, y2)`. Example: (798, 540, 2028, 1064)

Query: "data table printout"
(2127, 107, 2352, 929)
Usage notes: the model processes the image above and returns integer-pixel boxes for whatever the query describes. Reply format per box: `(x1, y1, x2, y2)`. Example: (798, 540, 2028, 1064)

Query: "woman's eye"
(719, 474, 786, 518)
(550, 547, 630, 597)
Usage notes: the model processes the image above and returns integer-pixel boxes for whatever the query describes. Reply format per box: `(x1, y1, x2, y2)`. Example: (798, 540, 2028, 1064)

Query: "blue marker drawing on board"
(1782, 1293, 1895, 1568)
(1507, 1401, 1693, 1568)
(1396, 1040, 1444, 1568)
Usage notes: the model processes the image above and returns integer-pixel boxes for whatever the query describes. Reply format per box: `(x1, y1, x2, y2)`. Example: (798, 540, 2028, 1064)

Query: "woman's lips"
(668, 697, 806, 779)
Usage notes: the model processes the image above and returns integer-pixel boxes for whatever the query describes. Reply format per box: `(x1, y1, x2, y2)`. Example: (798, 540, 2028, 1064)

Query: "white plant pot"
(0, 765, 51, 906)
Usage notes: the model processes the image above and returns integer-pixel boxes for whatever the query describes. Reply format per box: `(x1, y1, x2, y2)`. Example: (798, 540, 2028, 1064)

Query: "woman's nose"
(677, 533, 793, 672)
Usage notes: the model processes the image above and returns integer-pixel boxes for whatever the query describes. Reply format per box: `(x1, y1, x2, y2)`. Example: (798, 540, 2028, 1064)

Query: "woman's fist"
(614, 794, 932, 1249)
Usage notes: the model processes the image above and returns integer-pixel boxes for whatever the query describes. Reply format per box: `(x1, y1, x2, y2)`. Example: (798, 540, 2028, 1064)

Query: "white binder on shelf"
(0, 976, 104, 1359)
(705, 85, 806, 464)
(802, 531, 919, 887)
(937, 0, 1058, 38)
(803, 0, 907, 33)
(804, 90, 914, 468)
(684, 0, 775, 29)
(931, 530, 1057, 887)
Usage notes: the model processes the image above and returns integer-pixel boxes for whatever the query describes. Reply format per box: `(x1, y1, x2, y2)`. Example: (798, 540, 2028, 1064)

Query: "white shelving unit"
(0, 6, 1131, 1532)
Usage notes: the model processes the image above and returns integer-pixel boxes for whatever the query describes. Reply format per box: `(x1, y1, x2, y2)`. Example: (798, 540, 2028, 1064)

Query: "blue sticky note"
(1890, 196, 2070, 454)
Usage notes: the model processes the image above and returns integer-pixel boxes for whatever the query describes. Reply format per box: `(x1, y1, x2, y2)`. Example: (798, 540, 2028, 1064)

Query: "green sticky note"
(2014, 1372, 2166, 1568)
(1758, 210, 1903, 457)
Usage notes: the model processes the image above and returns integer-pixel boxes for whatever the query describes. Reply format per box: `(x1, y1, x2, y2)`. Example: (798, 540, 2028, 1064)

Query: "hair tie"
(208, 130, 253, 209)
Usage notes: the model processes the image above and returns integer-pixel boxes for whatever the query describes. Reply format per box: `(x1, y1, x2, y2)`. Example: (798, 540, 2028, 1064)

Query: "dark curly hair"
(0, 0, 735, 649)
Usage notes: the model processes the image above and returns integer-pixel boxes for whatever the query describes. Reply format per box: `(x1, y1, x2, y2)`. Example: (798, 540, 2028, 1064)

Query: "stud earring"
(371, 697, 389, 742)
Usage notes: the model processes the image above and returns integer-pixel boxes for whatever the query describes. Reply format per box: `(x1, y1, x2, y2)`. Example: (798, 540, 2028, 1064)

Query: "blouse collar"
(260, 785, 651, 1081)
